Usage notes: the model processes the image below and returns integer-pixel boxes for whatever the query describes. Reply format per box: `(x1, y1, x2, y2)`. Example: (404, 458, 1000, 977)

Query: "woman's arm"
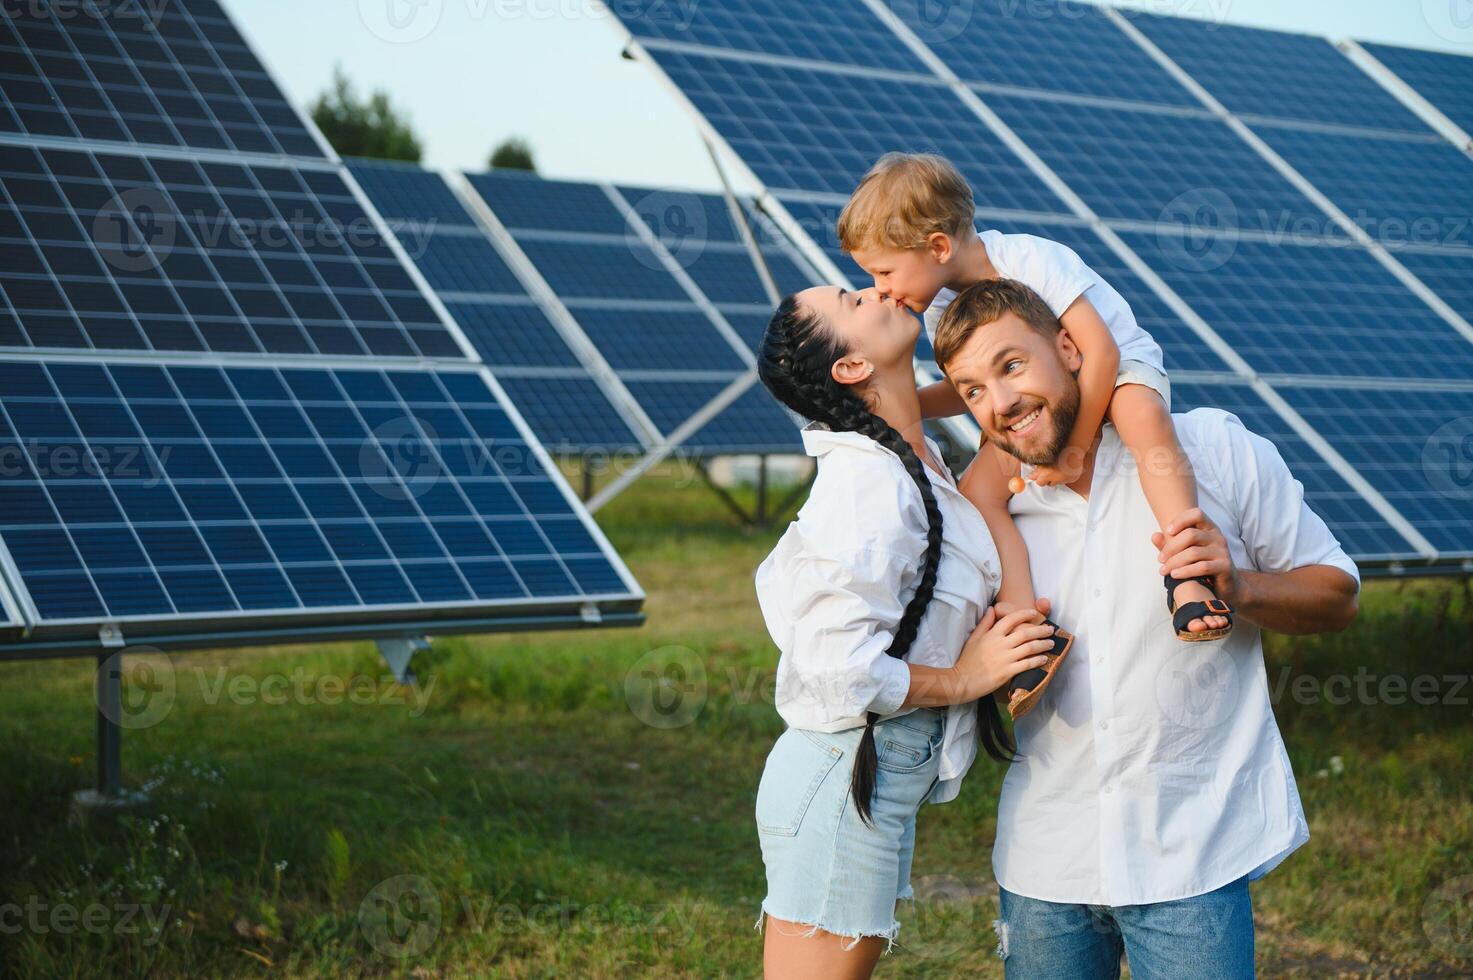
(1036, 296, 1120, 483)
(899, 606, 1058, 708)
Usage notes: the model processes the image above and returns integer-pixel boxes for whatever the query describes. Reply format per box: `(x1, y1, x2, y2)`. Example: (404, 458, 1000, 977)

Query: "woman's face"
(796, 285, 921, 379)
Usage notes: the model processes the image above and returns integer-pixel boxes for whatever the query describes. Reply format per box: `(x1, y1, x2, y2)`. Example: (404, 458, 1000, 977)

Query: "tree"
(488, 137, 536, 172)
(310, 66, 423, 163)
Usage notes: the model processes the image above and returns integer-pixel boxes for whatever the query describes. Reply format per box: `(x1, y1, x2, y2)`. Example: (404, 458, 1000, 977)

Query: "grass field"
(1, 465, 1471, 978)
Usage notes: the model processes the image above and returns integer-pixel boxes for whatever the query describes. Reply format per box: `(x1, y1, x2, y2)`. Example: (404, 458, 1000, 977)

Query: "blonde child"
(836, 152, 1233, 718)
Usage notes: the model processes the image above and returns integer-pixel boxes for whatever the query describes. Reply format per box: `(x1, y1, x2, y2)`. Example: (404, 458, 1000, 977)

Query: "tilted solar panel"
(601, 0, 1473, 571)
(0, 0, 323, 157)
(1359, 41, 1473, 138)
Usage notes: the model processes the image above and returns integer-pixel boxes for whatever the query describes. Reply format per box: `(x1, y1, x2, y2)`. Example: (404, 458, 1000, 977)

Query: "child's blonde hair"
(836, 152, 975, 253)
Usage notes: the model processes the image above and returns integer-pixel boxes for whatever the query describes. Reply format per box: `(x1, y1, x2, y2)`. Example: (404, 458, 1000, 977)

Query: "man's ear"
(927, 232, 953, 265)
(831, 355, 873, 387)
(1055, 325, 1084, 373)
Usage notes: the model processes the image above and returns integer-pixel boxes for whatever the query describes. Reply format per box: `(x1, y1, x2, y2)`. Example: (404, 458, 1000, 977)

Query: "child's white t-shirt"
(923, 229, 1165, 372)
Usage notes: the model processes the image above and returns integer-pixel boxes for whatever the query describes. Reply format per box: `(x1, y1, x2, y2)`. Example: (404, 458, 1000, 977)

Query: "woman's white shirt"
(754, 421, 1003, 805)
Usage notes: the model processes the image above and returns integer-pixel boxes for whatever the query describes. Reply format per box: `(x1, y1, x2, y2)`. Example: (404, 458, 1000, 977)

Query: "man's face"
(850, 242, 952, 315)
(943, 311, 1083, 465)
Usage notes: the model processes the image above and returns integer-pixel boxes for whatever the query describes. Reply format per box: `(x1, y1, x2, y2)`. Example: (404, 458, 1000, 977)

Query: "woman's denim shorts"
(752, 706, 946, 954)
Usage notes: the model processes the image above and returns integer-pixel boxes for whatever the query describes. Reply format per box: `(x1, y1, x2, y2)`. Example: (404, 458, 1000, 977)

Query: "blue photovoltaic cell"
(0, 1, 322, 157)
(348, 160, 477, 228)
(1389, 249, 1473, 328)
(680, 248, 808, 305)
(1255, 126, 1473, 250)
(0, 361, 631, 622)
(572, 308, 748, 373)
(614, 0, 927, 74)
(1274, 384, 1473, 555)
(622, 379, 800, 453)
(1171, 381, 1412, 559)
(517, 239, 691, 302)
(898, 0, 1195, 107)
(1121, 230, 1473, 382)
(467, 171, 628, 236)
(0, 143, 462, 357)
(987, 95, 1335, 235)
(617, 184, 745, 244)
(650, 48, 1067, 214)
(494, 375, 642, 452)
(349, 162, 642, 451)
(990, 219, 1231, 375)
(1131, 13, 1432, 135)
(1361, 42, 1473, 138)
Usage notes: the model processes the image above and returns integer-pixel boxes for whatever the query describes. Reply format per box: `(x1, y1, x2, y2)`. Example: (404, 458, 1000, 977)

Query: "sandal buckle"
(1204, 599, 1231, 614)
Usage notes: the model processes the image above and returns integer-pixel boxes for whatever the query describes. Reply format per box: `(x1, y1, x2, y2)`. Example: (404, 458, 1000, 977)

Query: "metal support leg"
(756, 456, 768, 527)
(96, 649, 122, 797)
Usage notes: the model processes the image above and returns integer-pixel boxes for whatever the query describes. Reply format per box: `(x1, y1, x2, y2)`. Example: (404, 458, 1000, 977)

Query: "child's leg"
(958, 441, 1036, 616)
(1110, 384, 1229, 634)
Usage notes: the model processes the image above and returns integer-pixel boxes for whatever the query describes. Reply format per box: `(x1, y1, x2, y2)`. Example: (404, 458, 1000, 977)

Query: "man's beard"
(991, 379, 1080, 466)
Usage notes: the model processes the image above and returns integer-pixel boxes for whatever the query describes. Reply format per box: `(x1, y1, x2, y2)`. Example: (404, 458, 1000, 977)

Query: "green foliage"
(488, 136, 536, 172)
(310, 66, 423, 163)
(323, 827, 350, 906)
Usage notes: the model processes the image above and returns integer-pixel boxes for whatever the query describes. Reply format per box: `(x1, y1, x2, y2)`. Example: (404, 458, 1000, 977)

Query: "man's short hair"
(836, 152, 975, 253)
(933, 279, 1061, 373)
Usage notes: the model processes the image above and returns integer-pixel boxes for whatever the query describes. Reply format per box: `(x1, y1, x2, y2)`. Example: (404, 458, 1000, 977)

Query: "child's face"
(849, 239, 953, 315)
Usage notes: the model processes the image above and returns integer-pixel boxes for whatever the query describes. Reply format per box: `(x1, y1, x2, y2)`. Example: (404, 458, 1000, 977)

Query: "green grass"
(1, 468, 1470, 978)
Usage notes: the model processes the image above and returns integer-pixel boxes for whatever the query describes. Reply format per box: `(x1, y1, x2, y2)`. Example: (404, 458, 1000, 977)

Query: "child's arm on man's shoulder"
(1032, 296, 1120, 485)
(918, 378, 969, 419)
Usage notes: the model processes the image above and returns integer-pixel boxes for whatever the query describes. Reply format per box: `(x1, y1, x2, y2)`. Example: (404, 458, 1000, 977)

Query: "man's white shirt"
(754, 422, 1003, 804)
(924, 229, 1165, 372)
(996, 408, 1360, 906)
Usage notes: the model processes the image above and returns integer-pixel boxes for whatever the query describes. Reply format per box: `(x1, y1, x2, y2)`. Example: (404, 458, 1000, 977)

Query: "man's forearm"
(1222, 565, 1359, 635)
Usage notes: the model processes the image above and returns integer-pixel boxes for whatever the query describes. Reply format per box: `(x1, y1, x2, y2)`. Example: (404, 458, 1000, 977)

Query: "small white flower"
(1328, 756, 1344, 775)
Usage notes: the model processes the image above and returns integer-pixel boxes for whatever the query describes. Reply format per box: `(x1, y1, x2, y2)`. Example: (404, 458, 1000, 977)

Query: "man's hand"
(1152, 507, 1240, 606)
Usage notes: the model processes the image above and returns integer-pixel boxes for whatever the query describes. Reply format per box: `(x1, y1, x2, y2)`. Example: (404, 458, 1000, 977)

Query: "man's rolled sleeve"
(1216, 412, 1361, 585)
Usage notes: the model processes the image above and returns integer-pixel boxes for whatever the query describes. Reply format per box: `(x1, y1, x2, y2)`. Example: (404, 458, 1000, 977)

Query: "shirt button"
(1099, 721, 1109, 731)
(1093, 588, 1102, 598)
(1103, 785, 1112, 794)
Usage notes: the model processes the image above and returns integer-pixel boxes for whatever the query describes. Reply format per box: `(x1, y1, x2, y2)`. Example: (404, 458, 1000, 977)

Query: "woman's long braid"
(759, 295, 1015, 828)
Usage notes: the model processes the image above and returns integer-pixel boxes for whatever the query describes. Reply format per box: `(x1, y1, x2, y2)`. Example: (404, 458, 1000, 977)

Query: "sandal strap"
(1007, 618, 1073, 695)
(1164, 573, 1233, 615)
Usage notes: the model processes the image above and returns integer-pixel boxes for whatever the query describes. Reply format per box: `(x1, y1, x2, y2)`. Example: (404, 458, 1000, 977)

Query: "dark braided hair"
(758, 293, 1016, 828)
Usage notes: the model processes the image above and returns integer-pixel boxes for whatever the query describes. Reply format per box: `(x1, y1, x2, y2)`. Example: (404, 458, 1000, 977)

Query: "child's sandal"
(1006, 618, 1074, 720)
(1164, 573, 1234, 642)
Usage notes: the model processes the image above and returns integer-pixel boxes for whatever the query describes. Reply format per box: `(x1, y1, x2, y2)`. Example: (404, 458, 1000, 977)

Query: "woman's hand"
(951, 605, 1059, 702)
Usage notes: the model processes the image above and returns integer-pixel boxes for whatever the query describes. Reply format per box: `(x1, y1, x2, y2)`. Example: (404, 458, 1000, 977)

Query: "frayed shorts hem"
(753, 901, 903, 956)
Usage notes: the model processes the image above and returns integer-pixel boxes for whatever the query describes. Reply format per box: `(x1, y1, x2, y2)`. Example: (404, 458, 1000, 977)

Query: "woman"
(752, 285, 1064, 978)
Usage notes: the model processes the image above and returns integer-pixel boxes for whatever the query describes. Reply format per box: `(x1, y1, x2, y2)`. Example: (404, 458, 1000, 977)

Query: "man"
(931, 279, 1360, 978)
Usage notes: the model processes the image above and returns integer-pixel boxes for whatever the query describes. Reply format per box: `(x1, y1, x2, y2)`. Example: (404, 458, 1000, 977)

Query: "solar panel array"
(0, 0, 641, 656)
(605, 0, 1473, 572)
(352, 160, 810, 456)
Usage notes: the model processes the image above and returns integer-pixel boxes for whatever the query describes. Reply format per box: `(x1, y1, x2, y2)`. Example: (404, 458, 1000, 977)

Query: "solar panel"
(613, 0, 928, 74)
(345, 159, 641, 451)
(1171, 381, 1417, 560)
(898, 0, 1197, 107)
(603, 0, 1473, 571)
(0, 1, 323, 157)
(0, 143, 465, 357)
(1131, 14, 1433, 134)
(463, 170, 804, 454)
(0, 359, 636, 626)
(1253, 126, 1473, 250)
(0, 3, 643, 652)
(1360, 42, 1473, 138)
(1273, 383, 1473, 556)
(646, 48, 1067, 214)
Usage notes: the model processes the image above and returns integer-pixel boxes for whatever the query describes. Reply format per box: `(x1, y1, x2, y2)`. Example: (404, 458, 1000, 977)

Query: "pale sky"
(224, 0, 1470, 194)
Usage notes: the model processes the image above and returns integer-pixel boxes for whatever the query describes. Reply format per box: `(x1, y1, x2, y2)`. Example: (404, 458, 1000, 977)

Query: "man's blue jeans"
(995, 874, 1255, 979)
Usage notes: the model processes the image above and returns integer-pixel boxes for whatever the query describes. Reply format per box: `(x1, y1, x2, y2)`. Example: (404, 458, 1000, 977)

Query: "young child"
(836, 152, 1233, 718)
